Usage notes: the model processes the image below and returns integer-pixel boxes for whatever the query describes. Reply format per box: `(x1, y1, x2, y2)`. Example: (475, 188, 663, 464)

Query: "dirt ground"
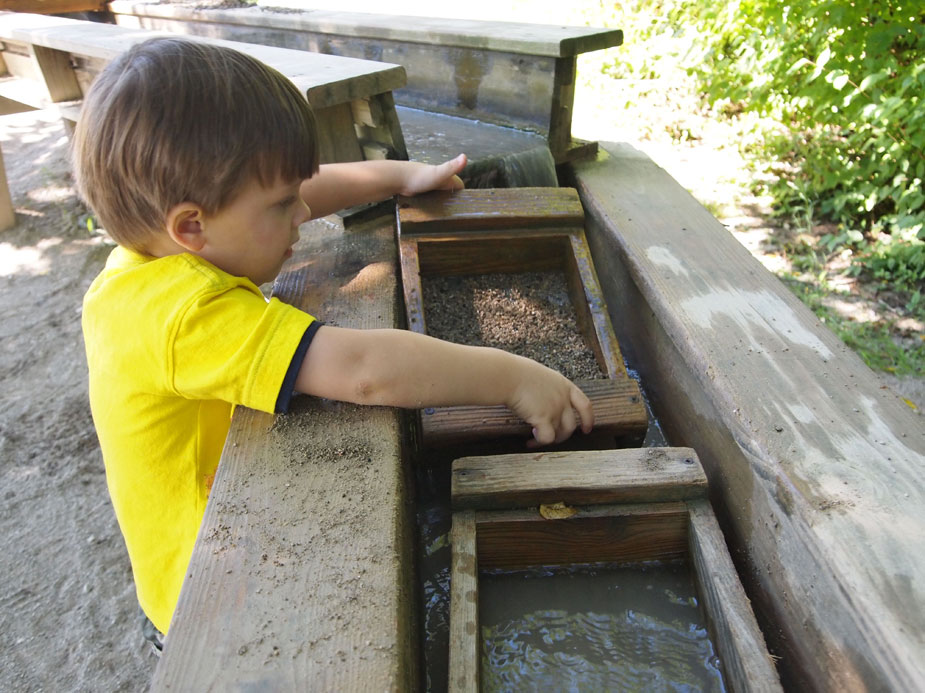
(1, 86, 921, 690)
(0, 109, 156, 691)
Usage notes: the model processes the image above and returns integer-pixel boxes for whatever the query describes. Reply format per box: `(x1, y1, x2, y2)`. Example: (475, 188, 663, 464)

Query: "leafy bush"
(670, 0, 924, 291)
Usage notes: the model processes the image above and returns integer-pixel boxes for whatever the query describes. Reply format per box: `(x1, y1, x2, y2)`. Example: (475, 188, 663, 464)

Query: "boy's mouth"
(284, 247, 293, 259)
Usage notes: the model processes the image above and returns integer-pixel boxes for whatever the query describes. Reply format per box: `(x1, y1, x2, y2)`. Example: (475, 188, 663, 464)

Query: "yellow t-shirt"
(82, 247, 317, 634)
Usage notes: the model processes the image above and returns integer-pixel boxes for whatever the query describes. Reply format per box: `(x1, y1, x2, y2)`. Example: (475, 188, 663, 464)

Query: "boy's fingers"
(438, 154, 467, 190)
(571, 387, 594, 434)
(555, 407, 577, 444)
(529, 422, 556, 447)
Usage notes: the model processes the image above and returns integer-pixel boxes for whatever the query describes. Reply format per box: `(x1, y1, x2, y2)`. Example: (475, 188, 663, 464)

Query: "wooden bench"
(567, 141, 925, 690)
(0, 11, 409, 229)
(107, 1, 623, 164)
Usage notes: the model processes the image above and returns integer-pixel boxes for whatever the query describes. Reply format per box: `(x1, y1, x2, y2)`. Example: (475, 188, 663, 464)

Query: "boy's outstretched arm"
(295, 326, 594, 446)
(300, 155, 466, 219)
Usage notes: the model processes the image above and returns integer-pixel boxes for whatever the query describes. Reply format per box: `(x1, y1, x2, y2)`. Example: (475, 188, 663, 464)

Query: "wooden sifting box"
(447, 448, 782, 692)
(396, 187, 648, 448)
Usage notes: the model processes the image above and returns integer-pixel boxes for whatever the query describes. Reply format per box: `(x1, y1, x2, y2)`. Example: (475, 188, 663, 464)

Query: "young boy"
(74, 37, 593, 644)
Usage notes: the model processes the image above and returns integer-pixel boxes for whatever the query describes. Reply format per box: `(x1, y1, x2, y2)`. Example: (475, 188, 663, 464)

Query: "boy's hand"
(397, 154, 467, 196)
(507, 359, 595, 447)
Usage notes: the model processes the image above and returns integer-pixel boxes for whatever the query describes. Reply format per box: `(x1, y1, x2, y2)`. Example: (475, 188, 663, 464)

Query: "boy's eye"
(277, 196, 296, 209)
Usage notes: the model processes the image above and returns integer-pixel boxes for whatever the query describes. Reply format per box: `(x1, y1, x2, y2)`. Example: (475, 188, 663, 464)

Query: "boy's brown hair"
(72, 37, 319, 252)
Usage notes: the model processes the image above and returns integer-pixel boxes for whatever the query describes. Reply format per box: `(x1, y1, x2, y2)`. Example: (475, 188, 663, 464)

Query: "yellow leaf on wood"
(539, 502, 577, 520)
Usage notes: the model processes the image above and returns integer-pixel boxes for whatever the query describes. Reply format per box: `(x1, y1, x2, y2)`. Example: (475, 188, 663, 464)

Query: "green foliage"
(784, 275, 925, 375)
(590, 0, 694, 81)
(671, 0, 925, 292)
(859, 238, 925, 293)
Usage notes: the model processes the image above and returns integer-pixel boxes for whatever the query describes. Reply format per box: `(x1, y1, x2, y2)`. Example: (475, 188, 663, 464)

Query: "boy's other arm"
(295, 326, 594, 446)
(300, 155, 466, 219)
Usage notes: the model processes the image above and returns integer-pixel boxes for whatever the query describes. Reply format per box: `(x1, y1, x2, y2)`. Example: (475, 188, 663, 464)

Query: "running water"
(480, 562, 726, 692)
(398, 106, 558, 188)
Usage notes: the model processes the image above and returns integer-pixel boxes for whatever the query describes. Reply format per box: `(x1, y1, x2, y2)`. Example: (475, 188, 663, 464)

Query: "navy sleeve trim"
(274, 320, 322, 414)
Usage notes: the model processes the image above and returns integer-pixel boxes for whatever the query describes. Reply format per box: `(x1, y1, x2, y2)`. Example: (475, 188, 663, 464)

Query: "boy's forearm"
(300, 157, 465, 219)
(296, 326, 519, 408)
(300, 162, 401, 219)
(296, 325, 594, 445)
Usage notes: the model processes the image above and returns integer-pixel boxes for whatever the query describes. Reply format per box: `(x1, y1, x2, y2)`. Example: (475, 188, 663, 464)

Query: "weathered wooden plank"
(397, 188, 584, 234)
(451, 447, 707, 510)
(0, 149, 14, 231)
(107, 2, 623, 59)
(0, 0, 104, 12)
(566, 231, 626, 377)
(313, 101, 364, 164)
(0, 40, 43, 81)
(449, 510, 479, 693)
(414, 233, 570, 276)
(30, 45, 80, 103)
(151, 214, 413, 691)
(474, 503, 689, 570)
(398, 235, 427, 335)
(352, 92, 408, 161)
(420, 377, 647, 448)
(687, 500, 783, 693)
(107, 3, 620, 157)
(547, 57, 576, 160)
(0, 13, 407, 110)
(569, 141, 925, 690)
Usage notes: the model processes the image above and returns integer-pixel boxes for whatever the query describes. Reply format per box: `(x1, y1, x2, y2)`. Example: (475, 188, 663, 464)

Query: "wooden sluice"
(396, 187, 647, 449)
(397, 188, 781, 691)
(3, 7, 922, 689)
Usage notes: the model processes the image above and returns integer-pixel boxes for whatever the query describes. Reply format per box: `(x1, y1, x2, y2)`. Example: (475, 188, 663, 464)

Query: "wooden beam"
(420, 377, 647, 448)
(397, 188, 584, 235)
(448, 510, 479, 693)
(687, 500, 783, 693)
(0, 0, 104, 12)
(451, 447, 707, 510)
(312, 101, 364, 164)
(0, 13, 407, 111)
(569, 141, 925, 689)
(30, 44, 81, 103)
(474, 503, 690, 570)
(106, 3, 623, 59)
(398, 235, 426, 335)
(566, 231, 626, 377)
(151, 214, 414, 690)
(0, 149, 15, 231)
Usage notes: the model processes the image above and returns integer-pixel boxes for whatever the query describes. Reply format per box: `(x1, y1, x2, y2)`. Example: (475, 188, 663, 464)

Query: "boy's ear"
(165, 202, 207, 252)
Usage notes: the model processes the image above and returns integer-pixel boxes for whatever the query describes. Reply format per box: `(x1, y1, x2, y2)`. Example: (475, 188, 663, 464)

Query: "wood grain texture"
(106, 3, 618, 150)
(687, 500, 782, 693)
(570, 141, 925, 690)
(107, 2, 623, 58)
(451, 447, 707, 510)
(413, 233, 570, 277)
(474, 503, 689, 570)
(449, 511, 479, 693)
(313, 102, 364, 164)
(567, 232, 627, 377)
(0, 150, 14, 231)
(0, 0, 104, 12)
(0, 13, 406, 108)
(29, 44, 80, 102)
(397, 188, 584, 234)
(151, 215, 414, 691)
(421, 378, 647, 448)
(398, 235, 427, 335)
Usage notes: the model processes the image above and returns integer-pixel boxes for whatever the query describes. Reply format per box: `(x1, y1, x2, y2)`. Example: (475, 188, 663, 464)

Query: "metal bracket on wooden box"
(396, 187, 648, 449)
